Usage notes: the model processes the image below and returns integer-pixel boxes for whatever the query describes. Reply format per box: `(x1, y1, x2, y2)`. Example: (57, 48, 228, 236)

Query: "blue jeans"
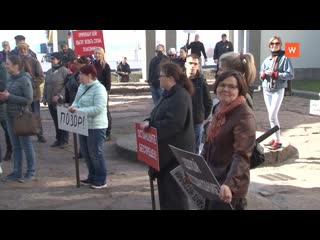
(150, 85, 163, 105)
(31, 100, 44, 137)
(79, 129, 107, 185)
(194, 123, 203, 154)
(6, 117, 36, 177)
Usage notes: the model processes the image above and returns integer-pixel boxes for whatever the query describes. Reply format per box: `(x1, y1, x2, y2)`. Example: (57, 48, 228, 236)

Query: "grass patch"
(292, 80, 320, 92)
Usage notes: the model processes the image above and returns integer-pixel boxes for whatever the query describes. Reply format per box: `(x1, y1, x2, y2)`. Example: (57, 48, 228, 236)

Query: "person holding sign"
(202, 71, 256, 210)
(68, 64, 108, 189)
(141, 62, 195, 210)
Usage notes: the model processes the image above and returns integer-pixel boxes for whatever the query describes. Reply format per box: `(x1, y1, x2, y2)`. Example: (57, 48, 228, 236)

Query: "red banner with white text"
(135, 123, 159, 171)
(72, 30, 105, 56)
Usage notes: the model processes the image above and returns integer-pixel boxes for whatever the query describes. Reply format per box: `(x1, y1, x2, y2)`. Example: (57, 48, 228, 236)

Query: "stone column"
(247, 30, 261, 86)
(228, 30, 234, 46)
(142, 30, 156, 81)
(247, 30, 261, 67)
(237, 30, 245, 53)
(165, 30, 177, 53)
(53, 30, 68, 52)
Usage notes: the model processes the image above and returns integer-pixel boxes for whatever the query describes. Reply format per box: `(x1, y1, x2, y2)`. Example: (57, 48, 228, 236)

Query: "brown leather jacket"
(201, 103, 256, 198)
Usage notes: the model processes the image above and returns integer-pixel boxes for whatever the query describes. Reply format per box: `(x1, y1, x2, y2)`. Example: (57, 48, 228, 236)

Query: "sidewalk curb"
(292, 89, 320, 100)
(116, 133, 299, 166)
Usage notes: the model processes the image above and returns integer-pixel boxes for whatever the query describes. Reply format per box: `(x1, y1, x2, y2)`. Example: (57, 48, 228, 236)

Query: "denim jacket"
(260, 54, 294, 92)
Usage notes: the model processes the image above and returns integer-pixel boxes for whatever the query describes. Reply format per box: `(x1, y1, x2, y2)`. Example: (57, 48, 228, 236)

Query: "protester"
(213, 33, 234, 75)
(93, 47, 112, 141)
(147, 44, 169, 105)
(0, 55, 36, 182)
(202, 70, 256, 210)
(68, 64, 108, 189)
(185, 54, 212, 154)
(43, 52, 69, 148)
(141, 62, 194, 210)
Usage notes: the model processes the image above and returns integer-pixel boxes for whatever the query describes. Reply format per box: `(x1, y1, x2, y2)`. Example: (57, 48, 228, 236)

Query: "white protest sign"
(57, 106, 88, 136)
(310, 100, 320, 117)
(170, 165, 206, 210)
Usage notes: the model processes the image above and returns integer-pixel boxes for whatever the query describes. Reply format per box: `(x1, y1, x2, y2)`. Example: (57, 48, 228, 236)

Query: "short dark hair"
(79, 64, 97, 79)
(14, 35, 25, 41)
(186, 53, 200, 61)
(213, 70, 248, 97)
(222, 33, 227, 38)
(8, 55, 23, 71)
(180, 46, 188, 53)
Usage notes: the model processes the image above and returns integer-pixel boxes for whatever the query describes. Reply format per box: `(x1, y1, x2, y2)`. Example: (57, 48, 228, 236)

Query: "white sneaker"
(90, 183, 108, 189)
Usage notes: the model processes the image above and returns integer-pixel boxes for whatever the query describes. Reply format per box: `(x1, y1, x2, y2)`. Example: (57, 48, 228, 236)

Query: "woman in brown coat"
(202, 70, 256, 210)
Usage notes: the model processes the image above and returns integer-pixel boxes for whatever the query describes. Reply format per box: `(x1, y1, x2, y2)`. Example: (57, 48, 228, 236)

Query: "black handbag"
(250, 141, 265, 169)
(13, 109, 41, 136)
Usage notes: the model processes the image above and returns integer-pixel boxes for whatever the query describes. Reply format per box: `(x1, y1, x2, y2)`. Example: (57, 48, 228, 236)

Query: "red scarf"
(207, 96, 246, 143)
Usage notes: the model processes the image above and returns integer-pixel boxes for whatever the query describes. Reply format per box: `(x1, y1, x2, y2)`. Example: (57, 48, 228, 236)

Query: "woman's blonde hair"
(219, 52, 256, 85)
(94, 47, 107, 69)
(268, 36, 282, 48)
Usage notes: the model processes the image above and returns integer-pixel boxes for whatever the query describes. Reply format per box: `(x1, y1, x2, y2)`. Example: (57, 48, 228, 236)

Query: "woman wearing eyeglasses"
(201, 70, 256, 210)
(140, 62, 195, 210)
(260, 36, 294, 150)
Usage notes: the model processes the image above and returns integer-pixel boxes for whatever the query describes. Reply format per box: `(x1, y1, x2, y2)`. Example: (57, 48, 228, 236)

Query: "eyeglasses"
(168, 55, 175, 57)
(270, 42, 280, 46)
(218, 83, 238, 90)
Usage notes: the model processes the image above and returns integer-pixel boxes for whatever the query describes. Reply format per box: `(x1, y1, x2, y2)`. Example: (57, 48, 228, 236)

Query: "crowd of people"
(0, 35, 113, 188)
(0, 33, 295, 210)
(144, 34, 294, 210)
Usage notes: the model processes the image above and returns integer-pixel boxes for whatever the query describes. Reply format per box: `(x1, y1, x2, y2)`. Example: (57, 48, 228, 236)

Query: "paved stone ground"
(0, 88, 319, 210)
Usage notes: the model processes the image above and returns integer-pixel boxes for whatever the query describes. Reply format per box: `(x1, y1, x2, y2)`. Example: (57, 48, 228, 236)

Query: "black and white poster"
(169, 145, 220, 200)
(170, 165, 205, 210)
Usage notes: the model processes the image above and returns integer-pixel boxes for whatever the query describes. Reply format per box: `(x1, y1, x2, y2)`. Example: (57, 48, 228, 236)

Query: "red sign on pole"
(72, 30, 105, 56)
(135, 123, 159, 171)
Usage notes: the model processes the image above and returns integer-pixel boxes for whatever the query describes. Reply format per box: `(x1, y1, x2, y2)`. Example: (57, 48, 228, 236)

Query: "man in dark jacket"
(116, 57, 131, 82)
(173, 46, 188, 72)
(213, 33, 234, 74)
(148, 44, 169, 105)
(18, 42, 47, 143)
(186, 34, 207, 72)
(185, 54, 213, 154)
(59, 41, 76, 68)
(10, 35, 37, 59)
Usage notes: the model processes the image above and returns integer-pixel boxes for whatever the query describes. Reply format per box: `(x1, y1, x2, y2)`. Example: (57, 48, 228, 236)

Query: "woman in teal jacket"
(68, 64, 108, 189)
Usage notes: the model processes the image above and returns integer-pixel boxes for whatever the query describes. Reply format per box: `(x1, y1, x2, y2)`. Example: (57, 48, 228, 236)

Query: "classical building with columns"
(53, 30, 320, 81)
(145, 30, 320, 81)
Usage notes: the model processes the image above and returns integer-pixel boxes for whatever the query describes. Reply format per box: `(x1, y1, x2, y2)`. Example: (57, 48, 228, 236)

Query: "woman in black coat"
(141, 62, 195, 210)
